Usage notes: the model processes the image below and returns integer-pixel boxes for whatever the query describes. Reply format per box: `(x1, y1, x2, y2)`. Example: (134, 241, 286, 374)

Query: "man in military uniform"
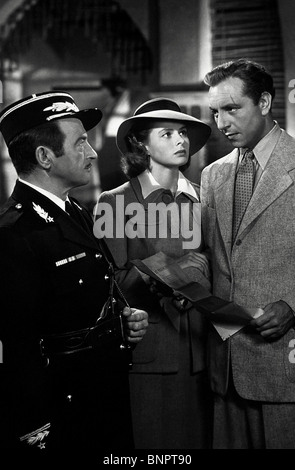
(0, 91, 148, 459)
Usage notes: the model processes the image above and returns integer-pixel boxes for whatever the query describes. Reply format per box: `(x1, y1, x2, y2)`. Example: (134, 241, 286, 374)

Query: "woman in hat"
(94, 98, 213, 449)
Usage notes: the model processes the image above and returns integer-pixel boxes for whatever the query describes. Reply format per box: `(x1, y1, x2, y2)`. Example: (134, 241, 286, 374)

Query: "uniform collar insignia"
(19, 422, 51, 449)
(32, 202, 54, 223)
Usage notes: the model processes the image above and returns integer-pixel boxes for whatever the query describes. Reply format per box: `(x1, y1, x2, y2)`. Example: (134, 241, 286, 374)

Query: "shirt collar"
(18, 178, 67, 211)
(137, 170, 198, 201)
(239, 121, 282, 170)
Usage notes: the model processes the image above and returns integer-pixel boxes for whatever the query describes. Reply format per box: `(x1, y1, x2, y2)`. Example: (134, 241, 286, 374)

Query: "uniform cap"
(0, 91, 103, 146)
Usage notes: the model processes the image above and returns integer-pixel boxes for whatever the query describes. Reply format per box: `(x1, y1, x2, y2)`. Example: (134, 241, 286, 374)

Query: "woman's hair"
(120, 128, 151, 179)
(120, 123, 191, 179)
(8, 121, 65, 175)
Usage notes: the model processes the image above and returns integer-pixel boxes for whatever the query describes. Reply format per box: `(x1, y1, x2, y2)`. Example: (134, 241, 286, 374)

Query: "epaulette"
(0, 200, 24, 228)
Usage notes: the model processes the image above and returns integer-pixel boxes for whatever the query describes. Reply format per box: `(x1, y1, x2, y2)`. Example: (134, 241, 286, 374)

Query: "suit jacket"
(96, 176, 209, 374)
(0, 181, 132, 448)
(201, 129, 295, 402)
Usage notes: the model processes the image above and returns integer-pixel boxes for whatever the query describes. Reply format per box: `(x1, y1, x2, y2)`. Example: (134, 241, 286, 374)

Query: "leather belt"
(40, 242, 133, 363)
(40, 314, 126, 359)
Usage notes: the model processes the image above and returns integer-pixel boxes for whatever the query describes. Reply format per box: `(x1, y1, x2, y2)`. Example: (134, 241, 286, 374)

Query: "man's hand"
(122, 307, 148, 343)
(250, 300, 295, 339)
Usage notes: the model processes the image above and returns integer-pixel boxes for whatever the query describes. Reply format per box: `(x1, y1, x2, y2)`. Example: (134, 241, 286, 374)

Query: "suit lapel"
(237, 133, 295, 238)
(214, 150, 239, 253)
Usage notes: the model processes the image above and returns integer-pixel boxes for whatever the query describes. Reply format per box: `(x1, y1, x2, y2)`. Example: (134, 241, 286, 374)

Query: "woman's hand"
(177, 251, 211, 280)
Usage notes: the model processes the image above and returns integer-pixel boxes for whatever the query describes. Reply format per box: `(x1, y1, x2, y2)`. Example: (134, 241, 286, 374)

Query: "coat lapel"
(238, 132, 295, 238)
(214, 150, 239, 254)
(12, 181, 99, 251)
(55, 209, 99, 251)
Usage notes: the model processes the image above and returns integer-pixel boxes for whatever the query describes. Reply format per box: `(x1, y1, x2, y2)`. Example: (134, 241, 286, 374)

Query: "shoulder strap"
(97, 238, 130, 308)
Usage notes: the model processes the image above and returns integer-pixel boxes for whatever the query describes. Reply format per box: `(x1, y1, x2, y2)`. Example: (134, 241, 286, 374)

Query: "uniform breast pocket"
(284, 328, 295, 383)
(49, 252, 105, 295)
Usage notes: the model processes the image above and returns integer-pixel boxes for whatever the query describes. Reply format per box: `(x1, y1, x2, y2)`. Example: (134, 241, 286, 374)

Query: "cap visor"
(55, 108, 103, 131)
(75, 108, 103, 131)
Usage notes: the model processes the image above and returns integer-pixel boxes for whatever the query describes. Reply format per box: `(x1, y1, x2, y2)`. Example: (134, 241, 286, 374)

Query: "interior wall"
(278, 0, 295, 137)
(0, 0, 23, 23)
(118, 0, 149, 40)
(159, 0, 211, 86)
(1, 0, 295, 204)
(0, 0, 153, 208)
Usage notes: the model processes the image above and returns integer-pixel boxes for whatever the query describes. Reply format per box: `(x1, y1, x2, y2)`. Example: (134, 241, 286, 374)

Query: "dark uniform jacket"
(0, 181, 133, 455)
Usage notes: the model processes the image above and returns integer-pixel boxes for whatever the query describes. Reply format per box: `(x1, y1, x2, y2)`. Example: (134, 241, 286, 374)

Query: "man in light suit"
(200, 58, 295, 448)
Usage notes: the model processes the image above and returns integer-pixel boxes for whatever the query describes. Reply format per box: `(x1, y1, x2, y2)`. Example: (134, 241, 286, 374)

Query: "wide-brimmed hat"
(0, 91, 103, 146)
(116, 97, 211, 155)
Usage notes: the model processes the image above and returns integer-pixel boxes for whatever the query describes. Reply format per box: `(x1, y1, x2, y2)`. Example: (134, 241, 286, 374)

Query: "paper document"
(132, 251, 211, 296)
(131, 251, 264, 341)
(194, 296, 264, 340)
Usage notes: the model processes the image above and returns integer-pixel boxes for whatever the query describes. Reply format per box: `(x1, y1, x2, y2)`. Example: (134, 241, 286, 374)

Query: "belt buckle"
(40, 327, 91, 362)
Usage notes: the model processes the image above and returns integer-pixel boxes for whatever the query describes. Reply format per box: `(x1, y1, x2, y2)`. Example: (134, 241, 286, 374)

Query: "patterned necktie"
(232, 149, 254, 242)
